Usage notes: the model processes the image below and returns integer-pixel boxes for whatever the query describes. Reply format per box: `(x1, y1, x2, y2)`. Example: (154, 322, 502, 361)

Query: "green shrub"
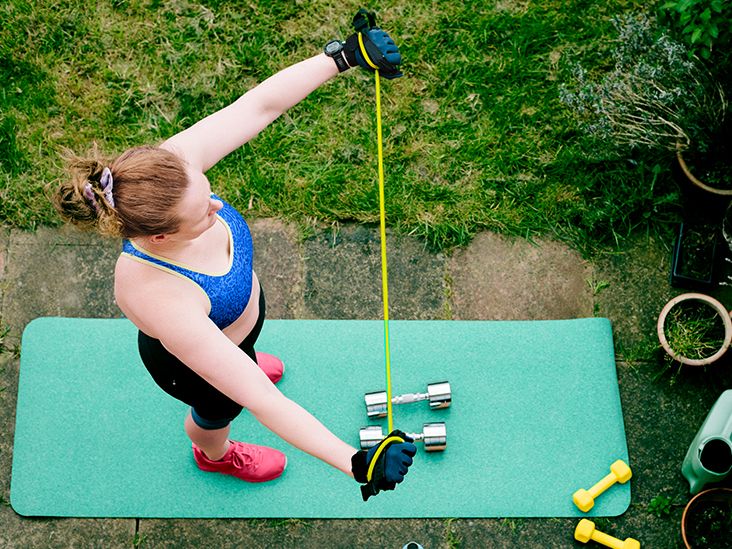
(659, 0, 732, 61)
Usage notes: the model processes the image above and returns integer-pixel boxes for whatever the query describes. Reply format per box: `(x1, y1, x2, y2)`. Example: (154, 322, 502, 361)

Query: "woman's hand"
(351, 430, 417, 501)
(343, 9, 403, 79)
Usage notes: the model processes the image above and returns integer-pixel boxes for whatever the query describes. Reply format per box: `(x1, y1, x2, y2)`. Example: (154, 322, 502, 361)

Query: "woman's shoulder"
(115, 252, 206, 300)
(114, 254, 209, 337)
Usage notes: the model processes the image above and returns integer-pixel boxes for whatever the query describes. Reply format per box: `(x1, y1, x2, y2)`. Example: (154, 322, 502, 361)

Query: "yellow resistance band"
(366, 435, 404, 482)
(358, 33, 395, 435)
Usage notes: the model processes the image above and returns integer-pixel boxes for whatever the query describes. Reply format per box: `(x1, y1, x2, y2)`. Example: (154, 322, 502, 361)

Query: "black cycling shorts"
(137, 285, 266, 429)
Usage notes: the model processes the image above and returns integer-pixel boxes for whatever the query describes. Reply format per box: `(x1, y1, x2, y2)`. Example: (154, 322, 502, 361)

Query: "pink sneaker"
(193, 440, 287, 482)
(256, 352, 284, 384)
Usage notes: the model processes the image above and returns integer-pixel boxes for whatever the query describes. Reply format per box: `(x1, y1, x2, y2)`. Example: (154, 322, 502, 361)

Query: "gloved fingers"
(385, 472, 404, 484)
(393, 449, 414, 467)
(379, 70, 403, 80)
(397, 453, 413, 473)
(369, 29, 397, 47)
(398, 442, 417, 458)
(367, 29, 401, 65)
(381, 480, 397, 491)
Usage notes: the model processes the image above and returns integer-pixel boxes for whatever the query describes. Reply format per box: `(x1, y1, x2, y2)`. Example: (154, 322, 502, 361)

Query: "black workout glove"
(351, 429, 417, 501)
(343, 8, 403, 79)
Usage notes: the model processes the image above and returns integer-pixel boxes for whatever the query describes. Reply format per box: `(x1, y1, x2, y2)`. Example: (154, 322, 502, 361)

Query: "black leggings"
(137, 286, 266, 429)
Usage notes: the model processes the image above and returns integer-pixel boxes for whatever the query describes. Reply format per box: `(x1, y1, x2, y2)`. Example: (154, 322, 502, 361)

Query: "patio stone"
(302, 225, 446, 320)
(449, 232, 593, 320)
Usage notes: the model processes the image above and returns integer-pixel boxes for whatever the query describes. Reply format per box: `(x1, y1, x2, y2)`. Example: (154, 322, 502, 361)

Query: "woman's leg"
(138, 331, 242, 460)
(184, 411, 231, 461)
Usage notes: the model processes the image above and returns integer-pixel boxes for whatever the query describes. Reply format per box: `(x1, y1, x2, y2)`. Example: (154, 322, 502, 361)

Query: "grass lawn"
(1, 0, 681, 254)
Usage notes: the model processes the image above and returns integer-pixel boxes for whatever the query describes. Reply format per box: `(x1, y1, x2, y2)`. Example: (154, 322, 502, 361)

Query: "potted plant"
(559, 13, 729, 195)
(658, 0, 732, 196)
(657, 292, 732, 366)
(681, 488, 732, 549)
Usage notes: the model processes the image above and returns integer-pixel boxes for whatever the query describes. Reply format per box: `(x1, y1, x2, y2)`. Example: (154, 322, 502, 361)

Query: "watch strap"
(332, 51, 350, 72)
(325, 41, 350, 73)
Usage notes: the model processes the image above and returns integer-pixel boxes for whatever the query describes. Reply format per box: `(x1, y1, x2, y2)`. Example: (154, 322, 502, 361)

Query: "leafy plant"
(647, 494, 674, 517)
(659, 0, 732, 61)
(445, 517, 462, 549)
(132, 532, 145, 548)
(587, 278, 610, 316)
(663, 300, 726, 360)
(0, 325, 6, 352)
(560, 13, 727, 156)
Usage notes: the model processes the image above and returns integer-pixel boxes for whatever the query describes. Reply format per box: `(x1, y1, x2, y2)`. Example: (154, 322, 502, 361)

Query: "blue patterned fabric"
(121, 195, 253, 329)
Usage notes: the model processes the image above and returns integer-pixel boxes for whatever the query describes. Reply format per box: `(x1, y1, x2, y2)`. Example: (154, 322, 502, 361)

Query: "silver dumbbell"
(359, 422, 447, 452)
(364, 381, 451, 418)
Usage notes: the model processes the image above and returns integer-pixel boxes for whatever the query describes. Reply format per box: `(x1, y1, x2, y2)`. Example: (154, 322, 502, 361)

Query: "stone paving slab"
(302, 225, 447, 320)
(250, 219, 305, 320)
(1, 227, 10, 328)
(1, 222, 731, 548)
(0, 507, 135, 549)
(2, 227, 121, 336)
(592, 235, 676, 359)
(449, 232, 593, 320)
(0, 227, 133, 549)
(138, 518, 449, 549)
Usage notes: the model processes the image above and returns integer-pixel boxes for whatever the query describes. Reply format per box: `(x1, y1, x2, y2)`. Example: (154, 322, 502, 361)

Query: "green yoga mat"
(11, 317, 630, 518)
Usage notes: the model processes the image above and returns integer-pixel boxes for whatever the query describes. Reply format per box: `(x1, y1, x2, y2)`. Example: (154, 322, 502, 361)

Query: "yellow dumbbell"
(573, 460, 632, 512)
(574, 519, 640, 549)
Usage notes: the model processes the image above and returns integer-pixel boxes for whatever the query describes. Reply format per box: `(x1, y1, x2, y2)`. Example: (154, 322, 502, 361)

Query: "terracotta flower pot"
(657, 293, 732, 366)
(681, 487, 732, 549)
(677, 149, 732, 197)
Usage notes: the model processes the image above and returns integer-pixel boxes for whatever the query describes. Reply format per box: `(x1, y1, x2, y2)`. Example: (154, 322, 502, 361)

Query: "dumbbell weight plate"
(359, 425, 384, 449)
(427, 382, 451, 410)
(364, 391, 388, 418)
(422, 422, 447, 451)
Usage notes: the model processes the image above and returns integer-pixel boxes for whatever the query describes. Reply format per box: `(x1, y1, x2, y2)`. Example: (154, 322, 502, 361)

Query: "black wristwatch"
(324, 39, 349, 72)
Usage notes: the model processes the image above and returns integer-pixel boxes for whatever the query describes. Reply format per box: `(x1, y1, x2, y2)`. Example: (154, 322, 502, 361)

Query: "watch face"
(325, 40, 342, 55)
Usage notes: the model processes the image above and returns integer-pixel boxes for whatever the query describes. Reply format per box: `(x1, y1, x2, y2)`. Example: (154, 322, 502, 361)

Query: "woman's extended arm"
(162, 54, 338, 173)
(116, 265, 415, 497)
(181, 317, 358, 475)
(126, 284, 357, 474)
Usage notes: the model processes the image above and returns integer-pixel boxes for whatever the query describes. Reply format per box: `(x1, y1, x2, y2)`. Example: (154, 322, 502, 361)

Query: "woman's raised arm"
(161, 54, 338, 173)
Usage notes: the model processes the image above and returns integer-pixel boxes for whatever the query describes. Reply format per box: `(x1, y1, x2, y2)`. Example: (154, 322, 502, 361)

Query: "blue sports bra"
(121, 195, 254, 329)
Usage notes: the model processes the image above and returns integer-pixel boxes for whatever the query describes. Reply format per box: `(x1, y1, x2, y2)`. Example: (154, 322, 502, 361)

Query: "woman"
(53, 14, 415, 501)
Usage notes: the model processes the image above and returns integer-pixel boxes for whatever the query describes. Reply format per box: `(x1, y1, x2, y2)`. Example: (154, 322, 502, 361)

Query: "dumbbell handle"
(589, 472, 621, 498)
(392, 392, 430, 405)
(361, 428, 436, 444)
(365, 382, 451, 418)
(359, 423, 447, 451)
(592, 530, 640, 549)
(591, 529, 633, 549)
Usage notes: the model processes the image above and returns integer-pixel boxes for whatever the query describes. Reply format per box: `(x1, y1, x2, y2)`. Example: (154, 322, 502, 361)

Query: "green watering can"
(681, 389, 732, 495)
